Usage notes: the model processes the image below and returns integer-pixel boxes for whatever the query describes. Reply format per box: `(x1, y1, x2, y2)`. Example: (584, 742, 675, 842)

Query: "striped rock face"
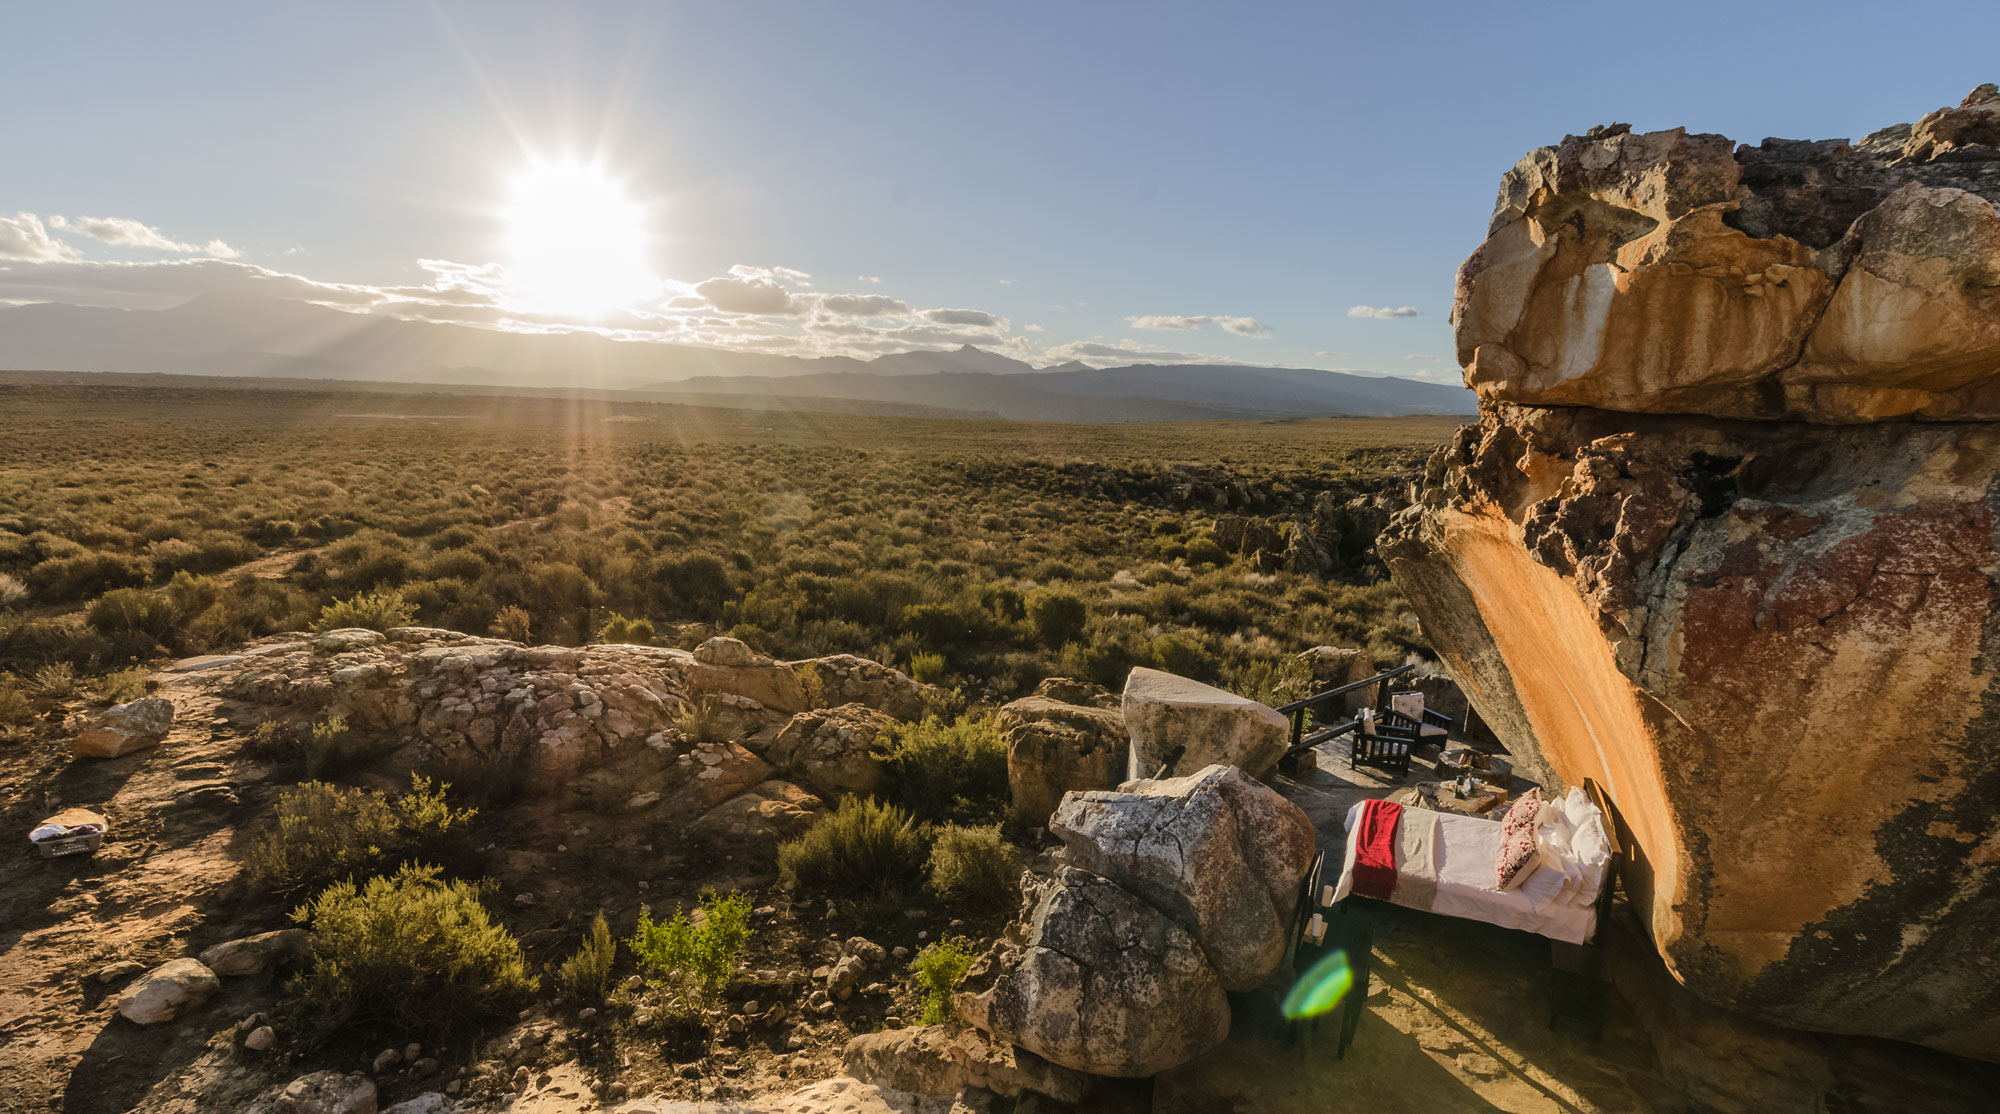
(1388, 86, 2000, 1062)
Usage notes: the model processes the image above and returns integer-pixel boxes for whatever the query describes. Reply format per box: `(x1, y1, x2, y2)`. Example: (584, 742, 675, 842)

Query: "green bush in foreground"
(556, 910, 617, 1000)
(927, 823, 1021, 908)
(287, 863, 535, 1036)
(250, 774, 477, 897)
(778, 796, 928, 901)
(629, 889, 751, 1013)
(312, 587, 416, 632)
(874, 714, 1008, 824)
(908, 936, 978, 1025)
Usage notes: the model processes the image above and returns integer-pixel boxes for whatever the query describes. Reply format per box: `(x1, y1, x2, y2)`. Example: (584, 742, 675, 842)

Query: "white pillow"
(1561, 787, 1612, 903)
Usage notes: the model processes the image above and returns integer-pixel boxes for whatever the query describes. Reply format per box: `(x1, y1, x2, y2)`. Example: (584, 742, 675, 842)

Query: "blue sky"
(3, 1, 1997, 378)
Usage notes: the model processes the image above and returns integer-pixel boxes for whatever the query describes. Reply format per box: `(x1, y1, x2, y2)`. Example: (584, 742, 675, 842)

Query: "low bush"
(598, 612, 655, 645)
(286, 863, 535, 1036)
(302, 714, 350, 779)
(556, 910, 617, 1000)
(926, 823, 1020, 908)
(249, 774, 477, 897)
(907, 936, 978, 1025)
(778, 796, 928, 901)
(874, 715, 1008, 823)
(908, 650, 946, 685)
(312, 587, 416, 632)
(629, 889, 751, 1013)
(1026, 589, 1087, 647)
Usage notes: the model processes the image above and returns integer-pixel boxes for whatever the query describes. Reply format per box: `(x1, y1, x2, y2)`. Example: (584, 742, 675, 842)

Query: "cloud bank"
(50, 215, 238, 258)
(1348, 305, 1422, 319)
(1126, 313, 1271, 337)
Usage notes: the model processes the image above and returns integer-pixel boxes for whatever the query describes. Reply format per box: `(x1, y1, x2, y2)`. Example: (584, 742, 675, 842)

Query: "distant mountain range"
(0, 293, 1473, 422)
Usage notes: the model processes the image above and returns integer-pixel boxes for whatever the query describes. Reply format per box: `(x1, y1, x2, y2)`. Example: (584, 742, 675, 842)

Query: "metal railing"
(1275, 662, 1417, 755)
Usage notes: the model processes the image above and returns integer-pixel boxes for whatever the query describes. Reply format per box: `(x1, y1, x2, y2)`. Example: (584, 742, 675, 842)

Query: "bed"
(1328, 783, 1616, 946)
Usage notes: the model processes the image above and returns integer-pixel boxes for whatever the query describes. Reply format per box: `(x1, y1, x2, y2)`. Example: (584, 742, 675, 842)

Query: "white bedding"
(1331, 798, 1601, 945)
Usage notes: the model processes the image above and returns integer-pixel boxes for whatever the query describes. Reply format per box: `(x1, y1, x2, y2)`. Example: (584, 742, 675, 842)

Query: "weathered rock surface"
(220, 628, 690, 782)
(686, 779, 824, 852)
(1387, 83, 2000, 1063)
(198, 928, 309, 977)
(997, 693, 1125, 825)
(686, 636, 807, 716)
(842, 1024, 1092, 1102)
(70, 697, 175, 758)
(1454, 86, 2000, 423)
(1050, 764, 1313, 990)
(957, 866, 1229, 1077)
(117, 958, 219, 1024)
(769, 703, 894, 798)
(791, 653, 937, 721)
(1122, 667, 1287, 779)
(612, 1077, 986, 1114)
(272, 1071, 377, 1114)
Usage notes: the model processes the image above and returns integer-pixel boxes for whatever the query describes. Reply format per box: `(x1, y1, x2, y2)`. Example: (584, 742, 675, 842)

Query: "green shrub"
(598, 612, 656, 645)
(312, 587, 416, 632)
(908, 650, 946, 685)
(795, 660, 827, 709)
(1027, 589, 1088, 647)
(874, 715, 1007, 823)
(676, 696, 730, 744)
(927, 824, 1020, 908)
(629, 889, 751, 1013)
(907, 936, 978, 1025)
(1146, 631, 1216, 681)
(0, 676, 35, 741)
(250, 774, 476, 897)
(302, 714, 350, 779)
(1186, 536, 1228, 567)
(286, 863, 534, 1036)
(556, 910, 617, 1000)
(491, 604, 534, 642)
(778, 796, 928, 901)
(86, 588, 179, 644)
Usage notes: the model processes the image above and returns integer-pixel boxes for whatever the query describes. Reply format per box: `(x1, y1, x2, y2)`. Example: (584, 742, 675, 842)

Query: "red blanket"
(1351, 798, 1402, 900)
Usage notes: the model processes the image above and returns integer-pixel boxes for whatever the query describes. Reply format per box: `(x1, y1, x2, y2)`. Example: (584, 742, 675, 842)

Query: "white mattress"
(1331, 800, 1599, 945)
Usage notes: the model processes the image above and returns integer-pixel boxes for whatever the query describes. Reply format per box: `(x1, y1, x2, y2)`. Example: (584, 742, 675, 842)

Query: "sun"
(503, 161, 658, 318)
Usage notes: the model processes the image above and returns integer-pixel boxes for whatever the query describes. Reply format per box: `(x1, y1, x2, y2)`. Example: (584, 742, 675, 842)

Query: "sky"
(3, 1, 1998, 381)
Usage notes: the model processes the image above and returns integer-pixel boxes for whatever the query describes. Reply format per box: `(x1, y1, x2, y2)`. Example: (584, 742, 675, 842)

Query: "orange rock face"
(1454, 86, 2000, 422)
(1392, 86, 2000, 1060)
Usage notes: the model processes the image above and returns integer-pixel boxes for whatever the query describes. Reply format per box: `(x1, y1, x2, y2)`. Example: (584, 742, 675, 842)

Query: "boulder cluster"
(1386, 84, 2000, 1059)
(956, 764, 1315, 1078)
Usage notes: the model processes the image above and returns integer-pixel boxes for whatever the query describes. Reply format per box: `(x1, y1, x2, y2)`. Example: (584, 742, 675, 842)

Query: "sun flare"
(503, 161, 658, 318)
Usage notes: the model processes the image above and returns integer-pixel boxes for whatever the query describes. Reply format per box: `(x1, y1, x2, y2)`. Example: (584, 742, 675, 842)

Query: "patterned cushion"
(1495, 825, 1541, 890)
(1501, 786, 1542, 837)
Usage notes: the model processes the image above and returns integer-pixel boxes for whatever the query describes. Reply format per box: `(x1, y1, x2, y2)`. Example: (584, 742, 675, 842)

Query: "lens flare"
(1281, 948, 1354, 1020)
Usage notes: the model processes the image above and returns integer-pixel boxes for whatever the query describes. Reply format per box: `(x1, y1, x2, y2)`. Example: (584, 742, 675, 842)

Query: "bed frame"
(1286, 777, 1627, 1048)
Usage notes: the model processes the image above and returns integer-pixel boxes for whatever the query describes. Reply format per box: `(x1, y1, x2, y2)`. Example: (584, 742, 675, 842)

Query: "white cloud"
(1126, 313, 1271, 337)
(50, 215, 238, 257)
(820, 292, 910, 317)
(998, 278, 1013, 286)
(1404, 353, 1438, 361)
(1315, 349, 1347, 358)
(922, 307, 1007, 329)
(1024, 324, 1044, 333)
(1348, 305, 1422, 318)
(0, 213, 79, 262)
(691, 265, 805, 316)
(1043, 339, 1223, 366)
(857, 275, 881, 284)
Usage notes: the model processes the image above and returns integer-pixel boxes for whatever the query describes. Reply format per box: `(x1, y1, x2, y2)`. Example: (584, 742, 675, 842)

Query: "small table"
(1390, 779, 1508, 817)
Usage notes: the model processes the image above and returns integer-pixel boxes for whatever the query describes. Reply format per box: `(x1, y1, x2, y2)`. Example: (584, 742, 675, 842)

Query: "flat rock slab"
(1122, 667, 1287, 779)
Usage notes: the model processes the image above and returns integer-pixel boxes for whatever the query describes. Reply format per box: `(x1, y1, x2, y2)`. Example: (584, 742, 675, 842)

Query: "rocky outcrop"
(221, 628, 690, 781)
(1122, 667, 1288, 779)
(1454, 87, 2000, 423)
(117, 958, 218, 1024)
(1386, 86, 2000, 1060)
(790, 653, 937, 721)
(957, 866, 1230, 1078)
(842, 1025, 1092, 1103)
(685, 780, 824, 852)
(769, 703, 894, 799)
(198, 929, 309, 977)
(272, 1071, 377, 1114)
(1049, 765, 1314, 991)
(998, 693, 1125, 825)
(70, 697, 174, 758)
(686, 637, 807, 717)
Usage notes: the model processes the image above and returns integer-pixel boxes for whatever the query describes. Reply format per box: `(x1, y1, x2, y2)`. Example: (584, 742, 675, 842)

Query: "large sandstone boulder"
(1454, 86, 2000, 423)
(198, 928, 309, 977)
(842, 1024, 1092, 1103)
(70, 698, 174, 758)
(1387, 85, 2000, 1061)
(957, 866, 1229, 1077)
(997, 694, 1125, 825)
(117, 958, 219, 1024)
(682, 636, 807, 716)
(1049, 764, 1314, 991)
(768, 703, 894, 798)
(1122, 667, 1287, 779)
